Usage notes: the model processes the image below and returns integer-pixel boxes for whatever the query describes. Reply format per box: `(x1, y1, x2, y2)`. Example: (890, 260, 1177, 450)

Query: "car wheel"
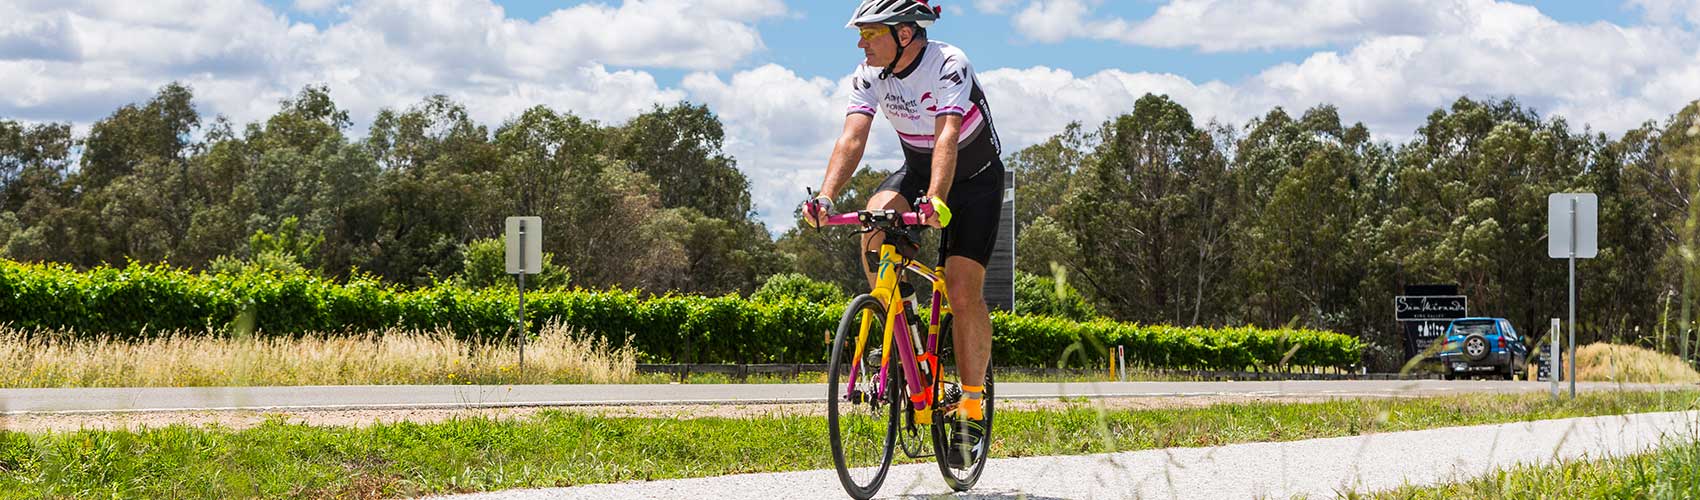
(1463, 335, 1490, 362)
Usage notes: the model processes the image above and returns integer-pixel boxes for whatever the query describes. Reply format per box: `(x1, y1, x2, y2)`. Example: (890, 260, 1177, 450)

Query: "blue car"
(1437, 317, 1529, 380)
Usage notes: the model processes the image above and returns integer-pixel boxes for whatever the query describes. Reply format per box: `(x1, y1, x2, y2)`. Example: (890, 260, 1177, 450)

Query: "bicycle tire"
(931, 313, 995, 491)
(827, 294, 899, 500)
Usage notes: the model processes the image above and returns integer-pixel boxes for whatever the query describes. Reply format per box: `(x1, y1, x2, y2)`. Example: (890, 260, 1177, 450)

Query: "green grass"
(1, 391, 1695, 499)
(1363, 435, 1700, 499)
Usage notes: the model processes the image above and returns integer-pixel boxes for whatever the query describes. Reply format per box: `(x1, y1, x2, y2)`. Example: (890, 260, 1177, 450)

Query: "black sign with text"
(1394, 295, 1469, 321)
(1397, 286, 1466, 361)
(1403, 320, 1451, 358)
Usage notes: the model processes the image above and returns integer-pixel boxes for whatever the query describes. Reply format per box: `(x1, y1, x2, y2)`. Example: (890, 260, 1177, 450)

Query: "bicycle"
(809, 194, 995, 499)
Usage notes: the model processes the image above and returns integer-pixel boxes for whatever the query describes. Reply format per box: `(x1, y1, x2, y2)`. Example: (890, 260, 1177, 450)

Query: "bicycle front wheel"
(827, 294, 898, 500)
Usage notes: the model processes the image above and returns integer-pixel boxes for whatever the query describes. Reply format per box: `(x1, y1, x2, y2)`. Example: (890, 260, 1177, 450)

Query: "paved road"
(0, 380, 1685, 414)
(429, 410, 1700, 500)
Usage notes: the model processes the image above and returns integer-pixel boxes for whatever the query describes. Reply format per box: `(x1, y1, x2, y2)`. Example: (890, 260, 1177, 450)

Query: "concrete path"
(429, 410, 1700, 500)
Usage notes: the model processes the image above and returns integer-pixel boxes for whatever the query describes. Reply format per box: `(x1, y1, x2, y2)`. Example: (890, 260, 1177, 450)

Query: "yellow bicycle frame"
(850, 242, 952, 425)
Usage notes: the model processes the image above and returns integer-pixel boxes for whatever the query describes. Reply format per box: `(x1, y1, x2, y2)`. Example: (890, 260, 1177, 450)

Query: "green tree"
(672, 207, 782, 295)
(362, 95, 499, 285)
(751, 272, 848, 303)
(1009, 122, 1091, 233)
(1013, 270, 1098, 319)
(1015, 215, 1078, 277)
(1230, 105, 1384, 337)
(1058, 94, 1231, 325)
(611, 102, 752, 220)
(78, 82, 198, 191)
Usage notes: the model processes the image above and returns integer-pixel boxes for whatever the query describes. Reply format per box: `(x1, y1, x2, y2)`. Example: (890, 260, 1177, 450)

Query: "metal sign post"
(1550, 318, 1560, 400)
(1548, 194, 1597, 400)
(506, 216, 543, 374)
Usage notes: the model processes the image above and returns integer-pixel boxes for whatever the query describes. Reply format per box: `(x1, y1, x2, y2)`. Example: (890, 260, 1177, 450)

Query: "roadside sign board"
(505, 216, 542, 274)
(1402, 320, 1452, 359)
(1547, 193, 1597, 259)
(1395, 290, 1467, 361)
(1549, 193, 1597, 399)
(1536, 342, 1564, 382)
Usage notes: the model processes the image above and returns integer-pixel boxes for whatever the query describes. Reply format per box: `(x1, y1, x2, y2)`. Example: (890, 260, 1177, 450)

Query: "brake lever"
(804, 187, 822, 234)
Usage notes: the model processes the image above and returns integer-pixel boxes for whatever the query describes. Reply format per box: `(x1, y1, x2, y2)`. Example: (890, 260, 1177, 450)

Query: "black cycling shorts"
(874, 155, 1005, 268)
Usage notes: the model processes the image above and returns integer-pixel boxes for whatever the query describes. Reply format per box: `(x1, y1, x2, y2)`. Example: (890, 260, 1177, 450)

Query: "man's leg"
(860, 191, 912, 288)
(944, 255, 990, 392)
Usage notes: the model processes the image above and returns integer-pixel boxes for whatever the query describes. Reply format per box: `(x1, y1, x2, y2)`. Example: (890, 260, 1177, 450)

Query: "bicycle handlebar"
(803, 187, 937, 229)
(818, 203, 935, 228)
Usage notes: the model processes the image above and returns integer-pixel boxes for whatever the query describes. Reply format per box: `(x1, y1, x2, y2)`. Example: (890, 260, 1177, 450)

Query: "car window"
(1500, 321, 1516, 340)
(1452, 321, 1495, 337)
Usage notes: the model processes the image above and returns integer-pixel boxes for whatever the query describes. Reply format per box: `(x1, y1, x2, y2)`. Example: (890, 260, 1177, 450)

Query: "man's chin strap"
(878, 24, 913, 80)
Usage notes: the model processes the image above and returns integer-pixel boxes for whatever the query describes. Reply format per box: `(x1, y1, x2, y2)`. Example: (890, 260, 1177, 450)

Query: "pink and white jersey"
(846, 40, 999, 156)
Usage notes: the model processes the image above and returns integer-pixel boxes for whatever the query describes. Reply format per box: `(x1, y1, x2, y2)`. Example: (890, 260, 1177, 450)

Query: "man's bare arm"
(926, 114, 963, 203)
(820, 113, 876, 200)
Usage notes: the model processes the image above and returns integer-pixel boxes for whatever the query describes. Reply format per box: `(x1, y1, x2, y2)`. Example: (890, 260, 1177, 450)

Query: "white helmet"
(846, 0, 941, 29)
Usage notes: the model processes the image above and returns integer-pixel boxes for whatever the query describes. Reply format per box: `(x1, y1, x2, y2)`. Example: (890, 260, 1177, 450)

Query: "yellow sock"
(961, 385, 984, 420)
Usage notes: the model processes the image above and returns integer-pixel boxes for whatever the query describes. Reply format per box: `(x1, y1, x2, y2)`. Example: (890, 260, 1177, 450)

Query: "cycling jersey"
(848, 39, 1005, 267)
(846, 40, 1002, 182)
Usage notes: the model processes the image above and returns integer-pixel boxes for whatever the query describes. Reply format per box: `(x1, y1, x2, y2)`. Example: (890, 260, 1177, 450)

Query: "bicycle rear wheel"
(931, 313, 995, 491)
(827, 294, 899, 500)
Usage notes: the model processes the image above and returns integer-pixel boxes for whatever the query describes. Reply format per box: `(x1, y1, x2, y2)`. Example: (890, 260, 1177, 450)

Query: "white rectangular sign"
(1547, 193, 1597, 259)
(505, 216, 542, 274)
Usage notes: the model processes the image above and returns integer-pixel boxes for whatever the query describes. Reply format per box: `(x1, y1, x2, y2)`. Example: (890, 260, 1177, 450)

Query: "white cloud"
(1009, 0, 1099, 44)
(1249, 1, 1699, 134)
(1630, 0, 1700, 27)
(0, 0, 779, 128)
(986, 0, 1700, 136)
(0, 11, 81, 61)
(1012, 0, 1462, 52)
(974, 0, 1020, 15)
(292, 0, 342, 13)
(980, 67, 1247, 147)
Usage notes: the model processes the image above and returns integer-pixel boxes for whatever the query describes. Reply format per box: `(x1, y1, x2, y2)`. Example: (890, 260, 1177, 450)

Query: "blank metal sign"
(1547, 193, 1597, 259)
(505, 216, 542, 274)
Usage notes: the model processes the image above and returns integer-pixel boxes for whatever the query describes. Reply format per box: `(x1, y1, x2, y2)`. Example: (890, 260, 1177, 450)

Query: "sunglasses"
(858, 25, 889, 41)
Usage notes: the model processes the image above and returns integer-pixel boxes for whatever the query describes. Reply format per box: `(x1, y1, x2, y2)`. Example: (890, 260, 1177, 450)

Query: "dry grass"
(0, 322, 637, 388)
(1574, 343, 1700, 384)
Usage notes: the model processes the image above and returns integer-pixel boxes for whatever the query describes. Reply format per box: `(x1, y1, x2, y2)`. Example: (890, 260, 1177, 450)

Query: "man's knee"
(945, 259, 986, 305)
(866, 191, 908, 211)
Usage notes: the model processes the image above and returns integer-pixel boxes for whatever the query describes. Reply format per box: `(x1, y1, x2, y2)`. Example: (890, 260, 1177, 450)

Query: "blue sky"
(4, 0, 1698, 234)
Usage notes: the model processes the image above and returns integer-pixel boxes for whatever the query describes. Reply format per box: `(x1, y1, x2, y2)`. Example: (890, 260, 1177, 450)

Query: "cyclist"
(802, 0, 1002, 468)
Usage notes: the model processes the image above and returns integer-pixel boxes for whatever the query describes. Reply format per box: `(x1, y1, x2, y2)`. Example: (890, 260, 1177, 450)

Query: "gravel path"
(426, 410, 1700, 500)
(3, 380, 1678, 414)
(0, 395, 1338, 432)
